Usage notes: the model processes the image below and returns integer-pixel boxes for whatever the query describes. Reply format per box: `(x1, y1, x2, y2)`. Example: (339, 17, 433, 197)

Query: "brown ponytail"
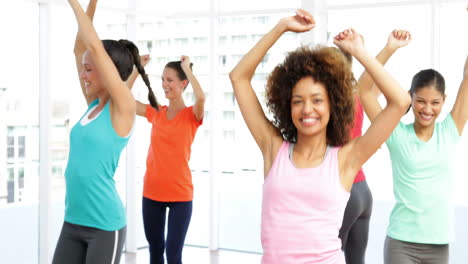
(119, 39, 159, 110)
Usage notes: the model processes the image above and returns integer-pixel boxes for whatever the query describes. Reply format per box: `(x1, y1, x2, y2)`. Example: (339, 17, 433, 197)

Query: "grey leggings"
(52, 222, 126, 264)
(339, 179, 373, 264)
(384, 236, 449, 264)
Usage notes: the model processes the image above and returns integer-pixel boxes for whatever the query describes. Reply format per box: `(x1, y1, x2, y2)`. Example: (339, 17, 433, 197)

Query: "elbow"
(397, 93, 412, 114)
(229, 69, 246, 84)
(228, 70, 239, 82)
(197, 94, 206, 104)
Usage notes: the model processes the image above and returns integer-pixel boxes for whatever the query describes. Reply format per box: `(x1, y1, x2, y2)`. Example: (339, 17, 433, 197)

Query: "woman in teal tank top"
(358, 29, 468, 264)
(52, 1, 157, 263)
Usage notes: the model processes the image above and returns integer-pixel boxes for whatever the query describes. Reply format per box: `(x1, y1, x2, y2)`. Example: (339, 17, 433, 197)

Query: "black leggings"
(339, 179, 373, 264)
(52, 222, 126, 264)
(142, 197, 193, 264)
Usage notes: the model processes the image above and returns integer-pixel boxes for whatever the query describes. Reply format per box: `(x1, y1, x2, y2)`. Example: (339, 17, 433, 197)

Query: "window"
(223, 111, 235, 121)
(252, 16, 269, 24)
(139, 22, 154, 30)
(219, 55, 227, 67)
(232, 17, 246, 24)
(7, 168, 14, 181)
(218, 36, 228, 46)
(231, 55, 243, 64)
(18, 167, 24, 189)
(174, 38, 189, 47)
(184, 92, 195, 104)
(155, 21, 164, 29)
(18, 136, 25, 158)
(7, 136, 14, 159)
(251, 34, 263, 42)
(52, 166, 63, 178)
(140, 40, 153, 53)
(253, 73, 268, 81)
(232, 34, 247, 43)
(193, 37, 208, 45)
(223, 129, 235, 141)
(260, 53, 269, 67)
(155, 38, 170, 47)
(6, 127, 26, 160)
(156, 56, 170, 64)
(224, 92, 235, 107)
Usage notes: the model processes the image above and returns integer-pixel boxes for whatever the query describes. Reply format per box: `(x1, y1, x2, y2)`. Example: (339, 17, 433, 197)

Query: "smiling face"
(290, 76, 330, 140)
(80, 51, 103, 97)
(411, 86, 445, 128)
(161, 67, 187, 100)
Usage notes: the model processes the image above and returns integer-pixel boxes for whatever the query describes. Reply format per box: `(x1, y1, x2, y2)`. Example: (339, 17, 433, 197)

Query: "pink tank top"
(261, 141, 350, 264)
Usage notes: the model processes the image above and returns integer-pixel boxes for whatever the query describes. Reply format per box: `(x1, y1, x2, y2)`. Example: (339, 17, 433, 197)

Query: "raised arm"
(229, 10, 315, 154)
(127, 54, 150, 90)
(127, 54, 159, 117)
(334, 29, 411, 185)
(181, 56, 205, 122)
(73, 0, 97, 105)
(135, 101, 147, 117)
(358, 30, 411, 121)
(451, 55, 468, 135)
(68, 0, 135, 131)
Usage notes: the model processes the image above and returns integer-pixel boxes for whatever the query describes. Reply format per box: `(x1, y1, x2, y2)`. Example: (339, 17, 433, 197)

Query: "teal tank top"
(64, 99, 130, 231)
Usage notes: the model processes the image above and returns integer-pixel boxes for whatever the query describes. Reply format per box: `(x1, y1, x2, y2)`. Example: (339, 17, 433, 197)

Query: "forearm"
(69, 0, 103, 55)
(464, 55, 468, 78)
(358, 45, 397, 96)
(355, 51, 409, 108)
(452, 55, 468, 121)
(73, 0, 97, 54)
(229, 22, 286, 82)
(186, 70, 205, 103)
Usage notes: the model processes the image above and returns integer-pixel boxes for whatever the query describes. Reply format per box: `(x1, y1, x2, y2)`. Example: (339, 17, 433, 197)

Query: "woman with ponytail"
(52, 1, 149, 263)
(358, 29, 467, 264)
(127, 55, 205, 264)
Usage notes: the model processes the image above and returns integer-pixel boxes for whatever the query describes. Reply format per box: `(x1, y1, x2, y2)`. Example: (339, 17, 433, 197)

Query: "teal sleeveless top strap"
(64, 99, 131, 231)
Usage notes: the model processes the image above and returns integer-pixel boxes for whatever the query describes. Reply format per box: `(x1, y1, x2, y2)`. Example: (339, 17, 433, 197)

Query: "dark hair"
(265, 46, 355, 146)
(102, 39, 159, 110)
(406, 69, 445, 114)
(165, 61, 193, 90)
(410, 69, 445, 95)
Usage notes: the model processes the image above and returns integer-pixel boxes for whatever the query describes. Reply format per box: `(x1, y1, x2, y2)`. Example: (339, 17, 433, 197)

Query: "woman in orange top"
(128, 55, 205, 264)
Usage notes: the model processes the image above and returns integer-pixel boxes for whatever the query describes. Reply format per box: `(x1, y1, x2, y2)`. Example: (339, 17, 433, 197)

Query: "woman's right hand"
(278, 9, 315, 33)
(180, 55, 192, 72)
(385, 30, 411, 52)
(140, 54, 151, 68)
(334, 28, 366, 57)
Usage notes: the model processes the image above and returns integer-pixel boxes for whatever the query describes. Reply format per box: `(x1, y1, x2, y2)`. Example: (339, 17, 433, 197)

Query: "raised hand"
(140, 54, 151, 68)
(333, 28, 366, 57)
(278, 9, 315, 33)
(181, 55, 192, 72)
(386, 30, 411, 51)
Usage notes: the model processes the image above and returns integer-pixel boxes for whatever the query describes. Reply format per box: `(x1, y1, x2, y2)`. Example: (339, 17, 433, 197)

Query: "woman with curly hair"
(229, 10, 411, 264)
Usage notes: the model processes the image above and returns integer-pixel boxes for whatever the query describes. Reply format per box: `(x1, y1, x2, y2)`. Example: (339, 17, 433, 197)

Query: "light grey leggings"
(384, 236, 448, 264)
(52, 222, 126, 264)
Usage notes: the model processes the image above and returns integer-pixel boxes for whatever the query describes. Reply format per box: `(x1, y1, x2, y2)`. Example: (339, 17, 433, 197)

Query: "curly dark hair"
(265, 45, 355, 146)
